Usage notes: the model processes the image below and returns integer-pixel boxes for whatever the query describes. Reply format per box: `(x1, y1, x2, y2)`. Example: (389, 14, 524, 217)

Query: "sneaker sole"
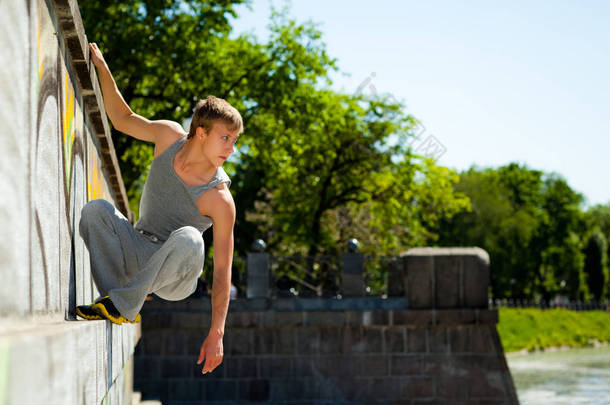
(91, 296, 142, 324)
(124, 313, 142, 323)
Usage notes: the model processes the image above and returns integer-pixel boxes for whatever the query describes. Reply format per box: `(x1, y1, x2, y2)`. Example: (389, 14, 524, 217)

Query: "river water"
(506, 346, 610, 404)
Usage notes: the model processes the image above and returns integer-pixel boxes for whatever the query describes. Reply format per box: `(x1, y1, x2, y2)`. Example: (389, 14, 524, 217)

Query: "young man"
(76, 42, 242, 375)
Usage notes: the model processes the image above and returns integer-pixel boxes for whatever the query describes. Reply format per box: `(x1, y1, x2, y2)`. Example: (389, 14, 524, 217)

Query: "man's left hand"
(197, 332, 224, 374)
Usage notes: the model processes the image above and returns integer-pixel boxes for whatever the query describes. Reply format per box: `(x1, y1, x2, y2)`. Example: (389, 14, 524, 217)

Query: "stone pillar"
(341, 252, 365, 296)
(404, 247, 490, 308)
(246, 252, 270, 298)
(387, 257, 406, 296)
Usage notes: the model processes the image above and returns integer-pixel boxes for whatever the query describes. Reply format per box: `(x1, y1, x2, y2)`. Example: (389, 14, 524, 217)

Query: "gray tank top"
(134, 135, 231, 242)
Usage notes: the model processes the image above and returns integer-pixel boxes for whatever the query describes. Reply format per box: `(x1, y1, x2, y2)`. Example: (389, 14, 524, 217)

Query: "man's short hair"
(187, 95, 243, 139)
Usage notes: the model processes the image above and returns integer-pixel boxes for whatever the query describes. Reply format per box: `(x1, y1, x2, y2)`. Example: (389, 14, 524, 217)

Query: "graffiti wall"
(0, 1, 137, 404)
(0, 0, 130, 317)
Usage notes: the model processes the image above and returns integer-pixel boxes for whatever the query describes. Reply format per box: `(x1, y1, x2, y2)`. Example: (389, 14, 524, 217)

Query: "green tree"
(242, 84, 471, 293)
(80, 0, 251, 215)
(585, 204, 610, 295)
(437, 164, 590, 300)
(538, 174, 588, 300)
(582, 230, 609, 300)
(437, 163, 545, 298)
(80, 1, 339, 253)
(80, 1, 474, 295)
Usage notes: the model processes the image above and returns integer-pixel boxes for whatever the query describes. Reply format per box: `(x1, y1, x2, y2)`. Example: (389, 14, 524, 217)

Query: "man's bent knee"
(79, 199, 102, 230)
(80, 199, 114, 222)
(78, 199, 115, 239)
(171, 226, 204, 250)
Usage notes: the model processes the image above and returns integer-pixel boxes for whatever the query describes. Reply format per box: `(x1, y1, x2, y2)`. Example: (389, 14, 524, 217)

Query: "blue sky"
(228, 0, 609, 208)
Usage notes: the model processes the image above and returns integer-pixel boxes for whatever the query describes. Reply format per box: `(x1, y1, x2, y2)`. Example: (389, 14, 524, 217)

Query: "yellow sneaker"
(92, 296, 124, 325)
(92, 296, 141, 324)
(76, 303, 103, 320)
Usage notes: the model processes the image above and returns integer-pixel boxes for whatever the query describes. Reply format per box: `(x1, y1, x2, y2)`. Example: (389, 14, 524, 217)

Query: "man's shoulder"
(210, 183, 234, 208)
(206, 184, 235, 221)
(153, 128, 186, 158)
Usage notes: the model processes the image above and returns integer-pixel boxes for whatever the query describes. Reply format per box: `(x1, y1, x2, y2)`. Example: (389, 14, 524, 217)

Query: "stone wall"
(0, 0, 138, 403)
(135, 248, 520, 404)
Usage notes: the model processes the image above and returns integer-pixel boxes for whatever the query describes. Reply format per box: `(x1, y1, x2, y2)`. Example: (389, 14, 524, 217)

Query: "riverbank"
(504, 340, 610, 357)
(496, 307, 610, 353)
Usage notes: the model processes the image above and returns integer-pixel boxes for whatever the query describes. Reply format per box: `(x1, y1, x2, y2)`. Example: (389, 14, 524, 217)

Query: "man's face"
(199, 121, 240, 165)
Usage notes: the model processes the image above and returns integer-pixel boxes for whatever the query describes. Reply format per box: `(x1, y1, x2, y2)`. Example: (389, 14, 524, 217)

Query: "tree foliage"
(80, 1, 471, 294)
(80, 2, 609, 300)
(437, 163, 610, 301)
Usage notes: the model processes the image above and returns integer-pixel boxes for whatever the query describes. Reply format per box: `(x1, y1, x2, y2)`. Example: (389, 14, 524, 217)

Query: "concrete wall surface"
(0, 0, 138, 403)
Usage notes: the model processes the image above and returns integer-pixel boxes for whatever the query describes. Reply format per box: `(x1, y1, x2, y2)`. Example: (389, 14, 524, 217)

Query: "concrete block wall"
(0, 0, 138, 403)
(134, 248, 519, 404)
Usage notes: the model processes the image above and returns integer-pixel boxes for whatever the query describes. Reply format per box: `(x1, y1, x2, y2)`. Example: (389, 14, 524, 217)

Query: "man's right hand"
(88, 42, 107, 69)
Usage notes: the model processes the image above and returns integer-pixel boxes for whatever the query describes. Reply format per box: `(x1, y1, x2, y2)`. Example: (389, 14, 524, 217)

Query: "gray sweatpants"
(78, 199, 205, 321)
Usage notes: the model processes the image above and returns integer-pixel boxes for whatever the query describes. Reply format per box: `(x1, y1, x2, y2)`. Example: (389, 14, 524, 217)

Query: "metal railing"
(217, 252, 402, 299)
(211, 248, 610, 309)
(489, 298, 610, 311)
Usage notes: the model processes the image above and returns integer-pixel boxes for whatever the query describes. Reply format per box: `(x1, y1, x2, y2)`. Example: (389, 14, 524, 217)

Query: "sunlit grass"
(497, 307, 610, 353)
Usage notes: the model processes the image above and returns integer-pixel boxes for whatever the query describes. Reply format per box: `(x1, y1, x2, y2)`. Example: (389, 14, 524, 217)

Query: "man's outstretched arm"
(197, 188, 236, 374)
(88, 42, 184, 143)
